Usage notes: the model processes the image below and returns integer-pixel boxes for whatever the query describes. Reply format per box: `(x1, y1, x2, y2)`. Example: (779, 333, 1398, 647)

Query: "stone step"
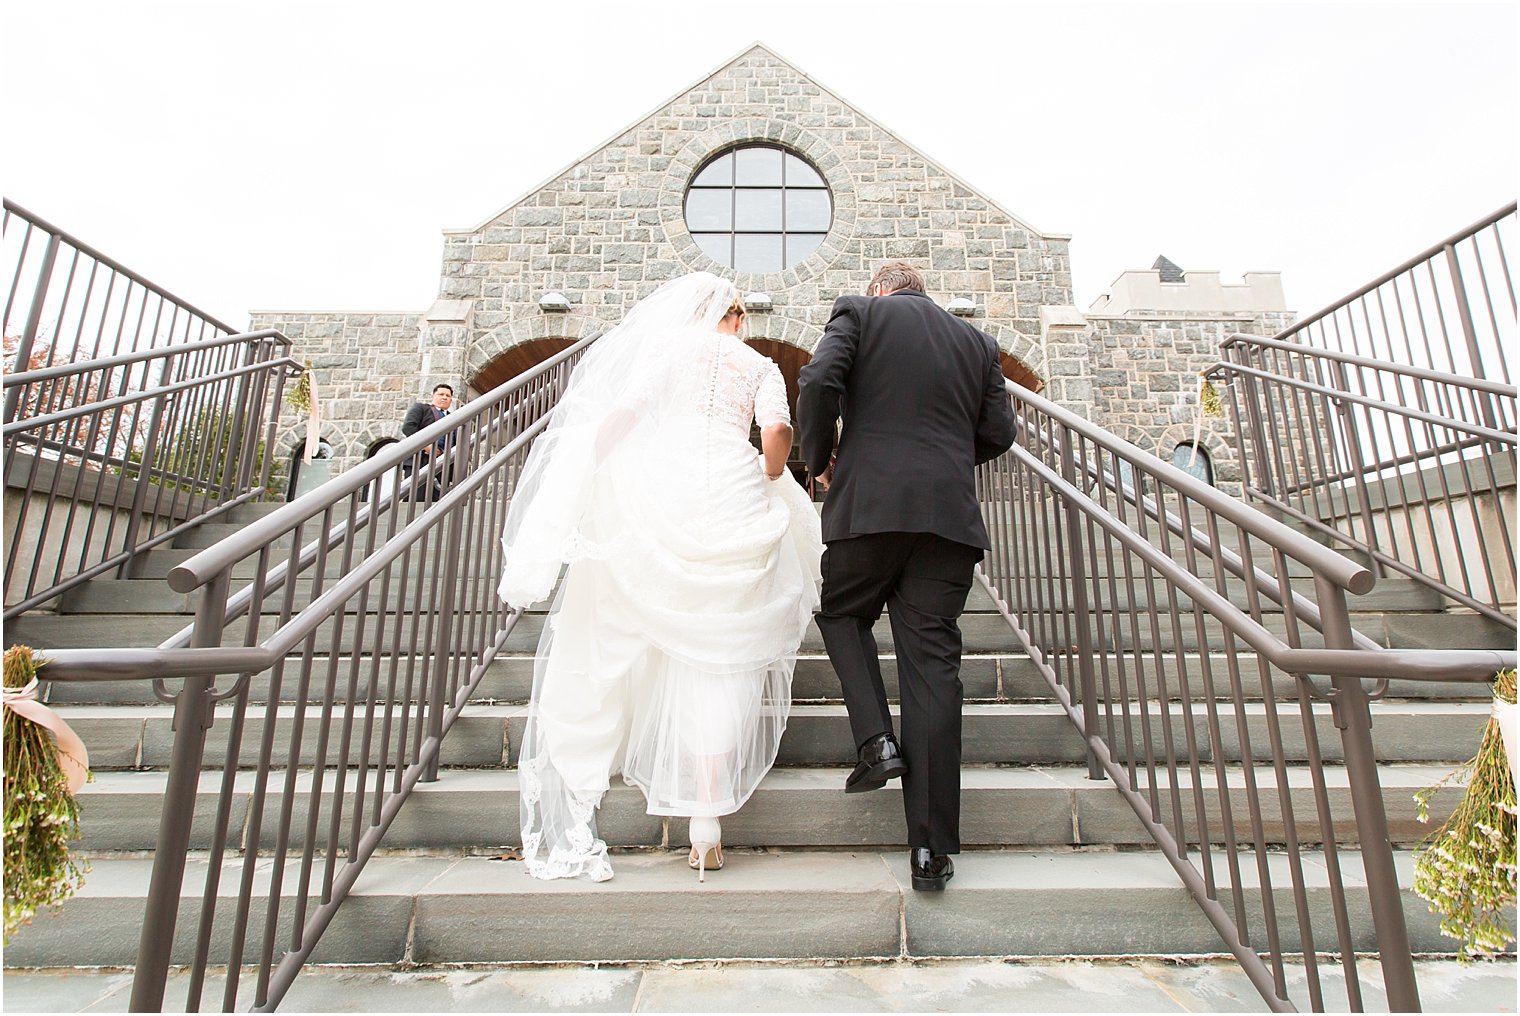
(58, 700, 1490, 772)
(10, 608, 1508, 656)
(1, 850, 1481, 967)
(125, 541, 1372, 585)
(223, 501, 289, 523)
(39, 651, 1487, 707)
(55, 574, 1443, 616)
(68, 764, 1464, 853)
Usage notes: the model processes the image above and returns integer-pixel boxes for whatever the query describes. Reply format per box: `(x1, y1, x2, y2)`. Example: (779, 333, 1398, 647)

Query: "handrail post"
(1058, 429, 1104, 780)
(260, 365, 292, 496)
(1329, 358, 1385, 579)
(223, 339, 257, 497)
(1234, 345, 1277, 501)
(117, 354, 177, 579)
(422, 502, 467, 782)
(128, 571, 231, 1012)
(1316, 575, 1421, 1013)
(1443, 242, 1503, 439)
(4, 233, 60, 425)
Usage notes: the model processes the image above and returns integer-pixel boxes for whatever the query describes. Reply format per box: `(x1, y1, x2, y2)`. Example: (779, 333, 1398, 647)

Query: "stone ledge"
(5, 851, 1504, 967)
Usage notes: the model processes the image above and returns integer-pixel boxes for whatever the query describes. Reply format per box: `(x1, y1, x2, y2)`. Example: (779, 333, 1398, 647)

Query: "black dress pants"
(815, 531, 981, 855)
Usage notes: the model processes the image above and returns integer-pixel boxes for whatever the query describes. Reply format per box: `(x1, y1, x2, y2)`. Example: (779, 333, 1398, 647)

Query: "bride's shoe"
(687, 816, 723, 882)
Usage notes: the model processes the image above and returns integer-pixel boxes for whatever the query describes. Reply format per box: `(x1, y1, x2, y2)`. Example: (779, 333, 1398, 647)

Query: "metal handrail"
(1216, 328, 1517, 628)
(2, 199, 237, 335)
(1222, 332, 1519, 397)
(4, 355, 302, 437)
(999, 380, 1514, 682)
(979, 377, 1511, 1013)
(1272, 202, 1516, 343)
(24, 332, 595, 1012)
(3, 330, 289, 388)
(4, 329, 297, 618)
(1213, 357, 1516, 446)
(165, 334, 595, 593)
(1010, 381, 1375, 593)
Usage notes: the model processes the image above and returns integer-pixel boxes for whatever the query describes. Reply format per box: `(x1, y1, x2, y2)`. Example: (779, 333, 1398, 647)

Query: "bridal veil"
(498, 272, 822, 880)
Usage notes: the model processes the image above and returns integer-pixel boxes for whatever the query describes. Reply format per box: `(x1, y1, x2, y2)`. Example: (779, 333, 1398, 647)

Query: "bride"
(498, 272, 822, 882)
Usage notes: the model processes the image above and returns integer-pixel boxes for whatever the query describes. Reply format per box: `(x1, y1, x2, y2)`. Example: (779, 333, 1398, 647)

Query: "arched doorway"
(469, 338, 577, 395)
(470, 333, 1042, 493)
(1001, 353, 1042, 393)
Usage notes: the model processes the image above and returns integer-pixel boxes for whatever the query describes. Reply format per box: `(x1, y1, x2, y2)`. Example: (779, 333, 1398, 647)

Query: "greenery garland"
(1411, 668, 1517, 959)
(3, 646, 88, 944)
(1199, 375, 1224, 418)
(287, 361, 314, 414)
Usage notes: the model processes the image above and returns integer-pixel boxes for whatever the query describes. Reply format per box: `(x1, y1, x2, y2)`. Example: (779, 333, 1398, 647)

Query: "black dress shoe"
(844, 732, 908, 794)
(910, 847, 954, 891)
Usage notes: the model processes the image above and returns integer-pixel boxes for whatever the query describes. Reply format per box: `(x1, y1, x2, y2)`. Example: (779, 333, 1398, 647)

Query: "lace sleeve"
(754, 359, 790, 428)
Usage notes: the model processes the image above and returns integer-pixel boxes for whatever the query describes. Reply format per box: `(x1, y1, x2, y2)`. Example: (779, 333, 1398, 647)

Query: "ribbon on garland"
(1494, 696, 1518, 786)
(2, 678, 89, 794)
(303, 371, 323, 465)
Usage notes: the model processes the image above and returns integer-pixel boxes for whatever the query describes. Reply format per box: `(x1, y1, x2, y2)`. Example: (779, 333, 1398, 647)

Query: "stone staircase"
(4, 499, 1509, 987)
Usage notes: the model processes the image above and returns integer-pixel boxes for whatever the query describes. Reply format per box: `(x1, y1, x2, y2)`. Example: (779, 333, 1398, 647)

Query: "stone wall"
(1085, 310, 1296, 491)
(246, 310, 424, 474)
(244, 46, 1295, 494)
(441, 46, 1075, 408)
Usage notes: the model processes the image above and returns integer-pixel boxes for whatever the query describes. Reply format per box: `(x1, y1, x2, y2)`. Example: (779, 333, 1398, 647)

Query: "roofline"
(757, 42, 1057, 239)
(445, 41, 1064, 241)
(448, 41, 779, 236)
(248, 309, 424, 317)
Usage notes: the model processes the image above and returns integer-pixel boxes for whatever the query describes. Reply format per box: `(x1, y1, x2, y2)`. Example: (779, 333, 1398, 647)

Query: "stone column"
(418, 299, 474, 398)
(1039, 305, 1094, 420)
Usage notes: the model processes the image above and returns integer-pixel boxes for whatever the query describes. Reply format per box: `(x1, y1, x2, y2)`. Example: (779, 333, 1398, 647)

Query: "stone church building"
(252, 44, 1293, 491)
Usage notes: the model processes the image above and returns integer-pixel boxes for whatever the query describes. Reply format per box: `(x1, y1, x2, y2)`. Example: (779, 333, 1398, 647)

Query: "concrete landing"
(5, 851, 1504, 967)
(2, 957, 1513, 1012)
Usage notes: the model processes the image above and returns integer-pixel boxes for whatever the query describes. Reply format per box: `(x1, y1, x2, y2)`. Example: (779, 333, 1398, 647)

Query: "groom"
(797, 262, 1015, 891)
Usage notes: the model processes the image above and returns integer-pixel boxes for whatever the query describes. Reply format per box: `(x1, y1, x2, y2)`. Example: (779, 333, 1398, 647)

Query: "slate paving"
(2, 957, 1514, 1013)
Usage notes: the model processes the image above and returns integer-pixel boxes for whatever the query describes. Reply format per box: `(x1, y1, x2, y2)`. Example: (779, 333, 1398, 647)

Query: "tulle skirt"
(516, 421, 822, 881)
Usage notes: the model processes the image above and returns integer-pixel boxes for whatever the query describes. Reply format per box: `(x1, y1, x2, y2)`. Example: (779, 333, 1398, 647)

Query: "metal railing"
(1213, 335, 1516, 627)
(36, 336, 592, 1011)
(1210, 204, 1517, 628)
(2, 201, 289, 618)
(1267, 204, 1514, 383)
(977, 379, 1514, 1012)
(3, 330, 299, 618)
(4, 200, 237, 414)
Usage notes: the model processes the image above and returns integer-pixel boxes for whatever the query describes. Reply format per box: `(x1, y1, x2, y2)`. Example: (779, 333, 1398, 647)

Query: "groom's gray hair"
(870, 261, 925, 295)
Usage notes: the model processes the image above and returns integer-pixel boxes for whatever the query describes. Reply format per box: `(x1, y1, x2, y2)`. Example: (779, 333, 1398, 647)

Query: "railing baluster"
(1318, 579, 1420, 1013)
(128, 571, 232, 1012)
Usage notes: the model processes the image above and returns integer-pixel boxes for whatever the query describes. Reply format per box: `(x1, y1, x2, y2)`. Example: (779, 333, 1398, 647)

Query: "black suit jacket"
(401, 401, 441, 438)
(797, 289, 1016, 549)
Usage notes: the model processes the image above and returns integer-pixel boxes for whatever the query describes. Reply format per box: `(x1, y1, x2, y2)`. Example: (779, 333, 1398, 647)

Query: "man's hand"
(815, 456, 836, 491)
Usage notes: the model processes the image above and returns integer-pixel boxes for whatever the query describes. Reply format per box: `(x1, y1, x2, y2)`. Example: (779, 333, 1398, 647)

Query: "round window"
(684, 145, 832, 273)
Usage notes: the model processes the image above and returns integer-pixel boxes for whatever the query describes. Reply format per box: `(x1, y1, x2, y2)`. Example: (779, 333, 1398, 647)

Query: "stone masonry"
(250, 45, 1292, 480)
(1087, 310, 1296, 491)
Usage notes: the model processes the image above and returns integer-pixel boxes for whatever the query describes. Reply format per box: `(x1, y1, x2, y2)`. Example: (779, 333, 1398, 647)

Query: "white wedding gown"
(500, 331, 822, 881)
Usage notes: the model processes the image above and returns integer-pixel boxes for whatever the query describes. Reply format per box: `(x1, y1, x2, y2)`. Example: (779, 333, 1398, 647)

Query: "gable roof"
(450, 42, 1061, 239)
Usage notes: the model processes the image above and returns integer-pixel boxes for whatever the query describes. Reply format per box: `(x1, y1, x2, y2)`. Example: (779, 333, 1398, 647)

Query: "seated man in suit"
(401, 383, 454, 500)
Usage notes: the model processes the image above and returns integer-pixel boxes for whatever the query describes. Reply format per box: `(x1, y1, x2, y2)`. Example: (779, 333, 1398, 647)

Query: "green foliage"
(287, 362, 314, 414)
(1199, 376, 1225, 418)
(3, 647, 88, 944)
(128, 408, 279, 499)
(1412, 669, 1517, 959)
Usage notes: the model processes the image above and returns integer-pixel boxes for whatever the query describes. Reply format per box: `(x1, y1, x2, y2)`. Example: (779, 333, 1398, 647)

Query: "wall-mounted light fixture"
(744, 292, 773, 312)
(947, 297, 976, 317)
(538, 292, 571, 312)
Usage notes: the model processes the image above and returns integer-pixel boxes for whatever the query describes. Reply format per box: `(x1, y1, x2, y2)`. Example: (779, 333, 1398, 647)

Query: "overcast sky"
(4, 1, 1515, 329)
